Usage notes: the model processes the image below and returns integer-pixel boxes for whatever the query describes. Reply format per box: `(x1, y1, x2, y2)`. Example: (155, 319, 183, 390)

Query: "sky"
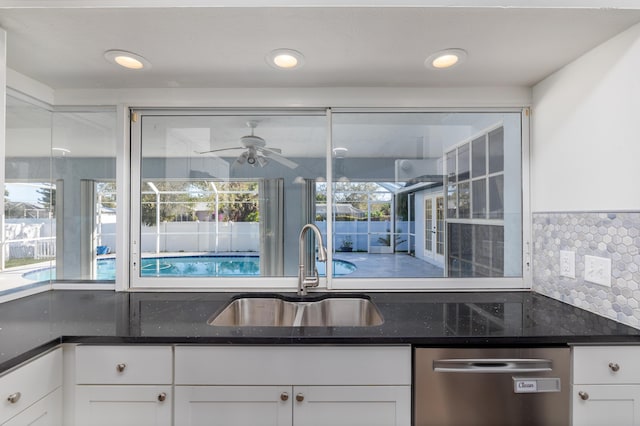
(4, 183, 49, 205)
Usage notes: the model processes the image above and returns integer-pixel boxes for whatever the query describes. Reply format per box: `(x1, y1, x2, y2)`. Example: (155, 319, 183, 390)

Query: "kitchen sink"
(208, 294, 384, 327)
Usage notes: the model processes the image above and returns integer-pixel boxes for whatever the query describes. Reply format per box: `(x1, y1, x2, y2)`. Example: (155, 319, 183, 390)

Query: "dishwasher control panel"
(513, 377, 561, 393)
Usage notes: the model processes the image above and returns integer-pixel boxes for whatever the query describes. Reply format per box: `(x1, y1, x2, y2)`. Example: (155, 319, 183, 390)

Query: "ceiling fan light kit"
(196, 121, 298, 169)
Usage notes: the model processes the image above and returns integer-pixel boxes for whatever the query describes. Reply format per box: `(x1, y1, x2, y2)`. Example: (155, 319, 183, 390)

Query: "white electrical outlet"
(584, 255, 612, 287)
(560, 250, 575, 278)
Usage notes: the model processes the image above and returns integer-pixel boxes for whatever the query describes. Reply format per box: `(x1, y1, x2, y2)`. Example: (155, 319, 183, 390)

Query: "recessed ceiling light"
(266, 48, 305, 70)
(104, 49, 151, 70)
(425, 49, 467, 70)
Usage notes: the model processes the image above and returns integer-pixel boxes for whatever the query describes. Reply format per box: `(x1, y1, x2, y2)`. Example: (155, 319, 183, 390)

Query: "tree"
(97, 182, 117, 209)
(37, 185, 56, 214)
(138, 180, 261, 226)
(140, 181, 200, 226)
(212, 182, 259, 222)
(315, 183, 327, 202)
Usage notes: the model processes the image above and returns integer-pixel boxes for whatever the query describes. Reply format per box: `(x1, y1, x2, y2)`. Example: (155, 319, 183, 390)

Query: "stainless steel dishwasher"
(414, 347, 570, 426)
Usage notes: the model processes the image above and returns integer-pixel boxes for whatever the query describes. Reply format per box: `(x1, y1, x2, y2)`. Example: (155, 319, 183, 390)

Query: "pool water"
(23, 255, 356, 281)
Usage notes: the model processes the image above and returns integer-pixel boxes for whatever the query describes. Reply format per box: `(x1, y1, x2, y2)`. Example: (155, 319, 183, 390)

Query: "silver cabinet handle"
(158, 392, 166, 402)
(296, 393, 304, 402)
(609, 362, 620, 372)
(280, 392, 289, 401)
(578, 391, 589, 401)
(7, 392, 21, 404)
(433, 358, 553, 373)
(116, 363, 126, 373)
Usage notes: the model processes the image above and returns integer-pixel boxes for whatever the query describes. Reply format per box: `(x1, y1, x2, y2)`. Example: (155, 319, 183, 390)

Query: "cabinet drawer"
(75, 385, 172, 426)
(0, 348, 62, 424)
(175, 345, 411, 385)
(573, 346, 640, 384)
(2, 387, 62, 426)
(76, 345, 172, 385)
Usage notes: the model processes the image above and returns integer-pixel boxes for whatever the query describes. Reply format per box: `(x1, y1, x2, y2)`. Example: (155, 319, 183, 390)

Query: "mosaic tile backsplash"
(533, 212, 640, 329)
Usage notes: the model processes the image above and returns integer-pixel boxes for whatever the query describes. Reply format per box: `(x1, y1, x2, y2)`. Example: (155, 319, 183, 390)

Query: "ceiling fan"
(196, 121, 298, 169)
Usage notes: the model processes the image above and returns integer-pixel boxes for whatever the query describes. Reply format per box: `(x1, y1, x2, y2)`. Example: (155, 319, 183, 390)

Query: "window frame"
(126, 107, 530, 291)
(128, 108, 327, 290)
(328, 108, 529, 291)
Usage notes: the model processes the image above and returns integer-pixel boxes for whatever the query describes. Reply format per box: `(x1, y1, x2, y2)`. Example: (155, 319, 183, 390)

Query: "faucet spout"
(298, 223, 327, 296)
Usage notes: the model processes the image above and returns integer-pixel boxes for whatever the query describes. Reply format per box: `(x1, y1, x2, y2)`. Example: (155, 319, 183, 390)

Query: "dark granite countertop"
(1, 290, 639, 373)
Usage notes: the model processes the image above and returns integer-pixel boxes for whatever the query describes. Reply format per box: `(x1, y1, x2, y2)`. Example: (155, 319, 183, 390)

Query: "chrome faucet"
(298, 223, 328, 296)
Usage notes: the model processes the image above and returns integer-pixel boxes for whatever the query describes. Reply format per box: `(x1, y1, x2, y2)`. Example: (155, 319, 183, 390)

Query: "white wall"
(52, 86, 531, 109)
(3, 1, 640, 9)
(531, 21, 640, 212)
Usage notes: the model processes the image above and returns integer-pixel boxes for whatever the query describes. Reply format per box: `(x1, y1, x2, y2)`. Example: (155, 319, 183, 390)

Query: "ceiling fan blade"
(259, 147, 298, 169)
(195, 146, 244, 155)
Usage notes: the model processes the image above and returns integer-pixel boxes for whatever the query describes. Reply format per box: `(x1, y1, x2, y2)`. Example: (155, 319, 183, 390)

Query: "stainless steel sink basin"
(298, 298, 383, 327)
(209, 297, 299, 327)
(208, 295, 384, 327)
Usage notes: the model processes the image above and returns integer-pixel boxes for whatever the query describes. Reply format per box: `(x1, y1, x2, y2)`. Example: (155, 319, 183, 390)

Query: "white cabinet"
(571, 384, 640, 426)
(75, 386, 171, 426)
(573, 346, 640, 426)
(293, 385, 410, 426)
(0, 348, 62, 426)
(175, 385, 292, 426)
(174, 346, 411, 426)
(74, 345, 172, 426)
(2, 388, 62, 426)
(175, 385, 409, 426)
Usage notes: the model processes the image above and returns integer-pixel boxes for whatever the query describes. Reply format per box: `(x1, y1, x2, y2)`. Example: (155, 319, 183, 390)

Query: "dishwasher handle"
(433, 358, 553, 373)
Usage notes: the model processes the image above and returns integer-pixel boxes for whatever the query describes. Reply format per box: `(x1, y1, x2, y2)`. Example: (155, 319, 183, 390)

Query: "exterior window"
(1, 95, 117, 292)
(2, 105, 524, 291)
(130, 112, 327, 288)
(138, 180, 260, 277)
(332, 112, 522, 281)
(445, 124, 518, 277)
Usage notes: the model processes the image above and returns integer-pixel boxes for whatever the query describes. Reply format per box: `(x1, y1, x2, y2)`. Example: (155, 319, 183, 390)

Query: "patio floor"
(333, 252, 444, 278)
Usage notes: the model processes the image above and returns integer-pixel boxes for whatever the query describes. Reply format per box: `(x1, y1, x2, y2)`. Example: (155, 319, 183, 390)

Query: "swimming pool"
(23, 255, 356, 281)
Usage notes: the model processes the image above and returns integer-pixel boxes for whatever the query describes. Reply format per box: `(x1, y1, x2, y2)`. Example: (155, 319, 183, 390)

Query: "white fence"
(140, 221, 260, 253)
(4, 220, 56, 261)
(2, 219, 413, 263)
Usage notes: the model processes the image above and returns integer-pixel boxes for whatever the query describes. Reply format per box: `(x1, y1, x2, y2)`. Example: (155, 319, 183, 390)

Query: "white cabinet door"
(2, 388, 62, 426)
(75, 386, 171, 426)
(174, 385, 410, 426)
(572, 385, 640, 426)
(0, 349, 62, 425)
(175, 386, 292, 426)
(293, 386, 411, 426)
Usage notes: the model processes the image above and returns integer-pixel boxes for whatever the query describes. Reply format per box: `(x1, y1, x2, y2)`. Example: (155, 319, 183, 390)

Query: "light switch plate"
(559, 250, 575, 278)
(584, 255, 611, 287)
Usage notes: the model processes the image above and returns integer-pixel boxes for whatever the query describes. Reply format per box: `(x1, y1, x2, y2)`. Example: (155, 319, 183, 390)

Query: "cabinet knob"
(280, 392, 289, 401)
(116, 363, 126, 373)
(578, 391, 589, 401)
(157, 392, 167, 402)
(296, 393, 304, 402)
(609, 362, 620, 372)
(7, 392, 21, 404)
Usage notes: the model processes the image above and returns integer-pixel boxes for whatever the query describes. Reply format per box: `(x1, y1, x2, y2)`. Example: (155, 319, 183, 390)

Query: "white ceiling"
(3, 5, 640, 159)
(1, 6, 640, 89)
